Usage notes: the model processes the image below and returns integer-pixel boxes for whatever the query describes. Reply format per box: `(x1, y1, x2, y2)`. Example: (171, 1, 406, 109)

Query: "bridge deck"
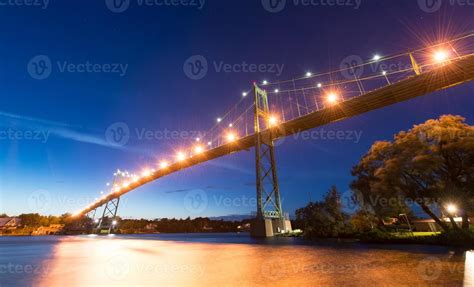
(76, 54, 474, 217)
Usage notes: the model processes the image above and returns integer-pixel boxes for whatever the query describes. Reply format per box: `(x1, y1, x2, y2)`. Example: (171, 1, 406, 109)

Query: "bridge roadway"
(75, 54, 474, 217)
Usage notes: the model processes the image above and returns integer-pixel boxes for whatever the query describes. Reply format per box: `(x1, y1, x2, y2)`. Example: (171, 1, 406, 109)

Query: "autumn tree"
(351, 115, 474, 231)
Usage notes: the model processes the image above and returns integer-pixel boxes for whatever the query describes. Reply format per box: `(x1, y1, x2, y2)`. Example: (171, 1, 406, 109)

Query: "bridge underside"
(76, 55, 474, 233)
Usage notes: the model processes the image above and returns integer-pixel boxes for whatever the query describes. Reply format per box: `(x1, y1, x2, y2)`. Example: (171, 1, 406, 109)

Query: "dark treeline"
(118, 217, 249, 233)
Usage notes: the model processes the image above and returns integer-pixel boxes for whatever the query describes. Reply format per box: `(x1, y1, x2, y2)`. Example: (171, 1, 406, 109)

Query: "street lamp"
(446, 204, 457, 215)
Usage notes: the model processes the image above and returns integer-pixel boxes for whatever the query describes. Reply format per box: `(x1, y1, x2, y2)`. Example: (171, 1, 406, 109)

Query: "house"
(412, 217, 470, 232)
(32, 224, 65, 236)
(0, 218, 22, 231)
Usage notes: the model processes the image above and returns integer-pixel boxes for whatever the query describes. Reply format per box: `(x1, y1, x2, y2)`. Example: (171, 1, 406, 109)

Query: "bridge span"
(73, 53, 474, 222)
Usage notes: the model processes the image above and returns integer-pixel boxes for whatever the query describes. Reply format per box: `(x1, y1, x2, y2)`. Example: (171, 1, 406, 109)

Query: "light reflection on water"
(0, 235, 470, 287)
(466, 251, 473, 286)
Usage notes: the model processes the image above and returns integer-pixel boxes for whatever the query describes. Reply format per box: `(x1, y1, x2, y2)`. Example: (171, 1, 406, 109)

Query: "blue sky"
(0, 0, 473, 219)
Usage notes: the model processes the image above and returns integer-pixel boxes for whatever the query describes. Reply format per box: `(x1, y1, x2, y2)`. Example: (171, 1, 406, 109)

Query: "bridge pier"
(251, 84, 292, 237)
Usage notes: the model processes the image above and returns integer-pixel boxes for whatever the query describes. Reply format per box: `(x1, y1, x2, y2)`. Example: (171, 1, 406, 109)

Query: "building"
(412, 217, 471, 232)
(32, 224, 65, 236)
(0, 217, 22, 231)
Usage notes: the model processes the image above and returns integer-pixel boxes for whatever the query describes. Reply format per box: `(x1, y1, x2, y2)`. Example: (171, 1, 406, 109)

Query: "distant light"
(160, 161, 169, 169)
(112, 220, 117, 226)
(326, 92, 339, 104)
(122, 181, 130, 188)
(94, 219, 99, 223)
(106, 183, 110, 186)
(194, 145, 204, 154)
(141, 169, 152, 177)
(226, 132, 237, 142)
(114, 186, 121, 193)
(207, 141, 212, 146)
(195, 137, 200, 142)
(446, 204, 457, 214)
(269, 115, 278, 126)
(382, 71, 387, 76)
(262, 80, 268, 85)
(229, 123, 233, 128)
(100, 191, 104, 194)
(317, 83, 322, 88)
(217, 118, 222, 123)
(306, 72, 312, 77)
(274, 89, 279, 93)
(177, 151, 186, 162)
(242, 92, 247, 97)
(373, 54, 381, 61)
(434, 50, 449, 63)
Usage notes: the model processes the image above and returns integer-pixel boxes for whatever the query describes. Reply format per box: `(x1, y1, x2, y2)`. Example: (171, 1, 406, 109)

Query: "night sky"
(0, 0, 473, 219)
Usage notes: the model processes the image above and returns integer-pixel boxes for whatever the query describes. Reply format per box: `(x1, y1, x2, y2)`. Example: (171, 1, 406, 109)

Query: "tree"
(351, 115, 474, 231)
(296, 186, 352, 238)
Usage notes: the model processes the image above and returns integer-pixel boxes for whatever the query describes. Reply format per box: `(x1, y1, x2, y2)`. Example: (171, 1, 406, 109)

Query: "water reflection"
(28, 236, 468, 286)
(466, 251, 473, 286)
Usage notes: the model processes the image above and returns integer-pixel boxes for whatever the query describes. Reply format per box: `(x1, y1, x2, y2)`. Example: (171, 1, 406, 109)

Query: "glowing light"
(177, 151, 186, 162)
(434, 50, 449, 63)
(262, 80, 268, 85)
(326, 92, 339, 104)
(268, 115, 279, 126)
(242, 92, 247, 97)
(195, 137, 200, 142)
(114, 186, 121, 193)
(382, 71, 387, 76)
(106, 183, 110, 186)
(207, 141, 212, 146)
(159, 161, 169, 169)
(217, 118, 222, 123)
(226, 132, 237, 142)
(122, 181, 130, 188)
(141, 169, 152, 177)
(94, 219, 99, 223)
(229, 123, 233, 128)
(306, 72, 312, 77)
(194, 145, 204, 154)
(373, 54, 381, 61)
(317, 83, 322, 88)
(112, 220, 117, 226)
(274, 89, 279, 93)
(446, 204, 457, 214)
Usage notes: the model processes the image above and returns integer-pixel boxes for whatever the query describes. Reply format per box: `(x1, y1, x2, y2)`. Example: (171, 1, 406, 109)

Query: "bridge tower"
(95, 172, 123, 234)
(251, 83, 292, 237)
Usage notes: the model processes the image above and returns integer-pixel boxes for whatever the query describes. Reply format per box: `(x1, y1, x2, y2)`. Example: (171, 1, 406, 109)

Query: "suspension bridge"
(72, 34, 474, 237)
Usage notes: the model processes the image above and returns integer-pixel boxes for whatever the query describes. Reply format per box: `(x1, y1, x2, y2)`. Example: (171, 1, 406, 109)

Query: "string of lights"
(72, 32, 474, 217)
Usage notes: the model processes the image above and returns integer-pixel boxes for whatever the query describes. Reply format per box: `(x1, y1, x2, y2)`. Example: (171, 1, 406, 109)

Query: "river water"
(0, 233, 472, 286)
